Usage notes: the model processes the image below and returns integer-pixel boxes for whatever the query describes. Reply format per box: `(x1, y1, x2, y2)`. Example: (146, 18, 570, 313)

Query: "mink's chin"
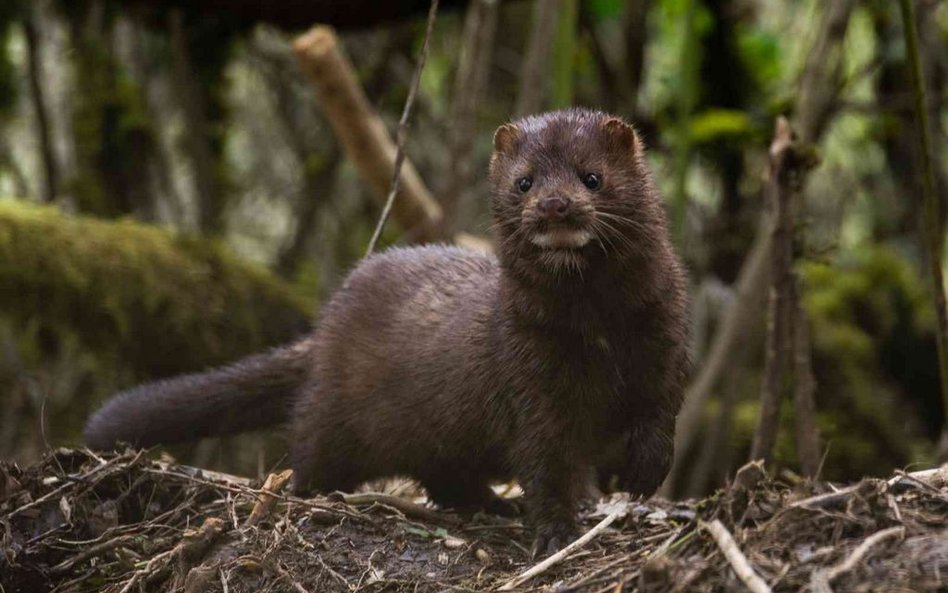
(536, 248, 587, 273)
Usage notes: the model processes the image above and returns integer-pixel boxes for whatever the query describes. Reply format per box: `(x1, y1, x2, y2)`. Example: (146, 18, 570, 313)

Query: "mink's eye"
(517, 176, 533, 193)
(581, 172, 601, 190)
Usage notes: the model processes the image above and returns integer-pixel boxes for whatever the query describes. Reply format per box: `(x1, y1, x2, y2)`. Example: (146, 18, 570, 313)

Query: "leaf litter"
(1, 449, 946, 592)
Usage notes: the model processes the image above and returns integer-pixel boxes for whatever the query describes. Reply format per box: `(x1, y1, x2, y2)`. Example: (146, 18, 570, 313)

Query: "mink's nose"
(537, 196, 571, 220)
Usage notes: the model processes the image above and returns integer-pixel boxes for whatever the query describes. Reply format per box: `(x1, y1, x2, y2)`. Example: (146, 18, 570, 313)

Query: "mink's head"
(488, 108, 666, 280)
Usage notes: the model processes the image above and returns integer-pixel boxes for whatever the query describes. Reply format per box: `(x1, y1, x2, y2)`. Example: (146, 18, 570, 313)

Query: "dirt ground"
(2, 449, 946, 592)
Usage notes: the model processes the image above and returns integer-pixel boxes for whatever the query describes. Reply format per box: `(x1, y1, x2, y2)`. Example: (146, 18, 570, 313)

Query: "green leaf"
(688, 109, 754, 143)
(405, 526, 433, 538)
(588, 0, 623, 21)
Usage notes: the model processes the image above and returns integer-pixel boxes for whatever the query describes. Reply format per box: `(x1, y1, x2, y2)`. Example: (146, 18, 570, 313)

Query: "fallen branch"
(700, 519, 772, 593)
(497, 509, 622, 591)
(750, 117, 797, 464)
(293, 26, 443, 242)
(515, 0, 560, 117)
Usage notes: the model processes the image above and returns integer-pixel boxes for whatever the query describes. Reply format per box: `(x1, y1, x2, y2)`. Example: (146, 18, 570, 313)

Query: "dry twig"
(809, 526, 904, 593)
(246, 469, 294, 526)
(497, 509, 622, 591)
(338, 491, 459, 525)
(700, 520, 772, 593)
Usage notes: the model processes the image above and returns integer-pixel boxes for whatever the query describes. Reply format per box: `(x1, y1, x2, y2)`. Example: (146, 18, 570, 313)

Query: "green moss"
(0, 200, 310, 373)
(798, 247, 937, 478)
(718, 248, 937, 484)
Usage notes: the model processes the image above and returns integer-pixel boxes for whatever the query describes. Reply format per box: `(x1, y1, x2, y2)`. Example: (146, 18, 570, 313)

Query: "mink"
(84, 108, 690, 555)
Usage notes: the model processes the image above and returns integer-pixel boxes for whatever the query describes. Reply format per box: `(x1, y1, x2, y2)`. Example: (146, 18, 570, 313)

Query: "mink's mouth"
(529, 228, 593, 250)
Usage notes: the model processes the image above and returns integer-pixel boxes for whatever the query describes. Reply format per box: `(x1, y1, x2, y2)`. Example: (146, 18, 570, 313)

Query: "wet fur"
(85, 108, 690, 552)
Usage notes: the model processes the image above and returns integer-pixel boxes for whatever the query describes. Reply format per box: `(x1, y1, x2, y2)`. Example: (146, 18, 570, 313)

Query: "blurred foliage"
(688, 109, 754, 144)
(713, 248, 939, 481)
(805, 249, 940, 430)
(784, 248, 939, 478)
(0, 0, 23, 119)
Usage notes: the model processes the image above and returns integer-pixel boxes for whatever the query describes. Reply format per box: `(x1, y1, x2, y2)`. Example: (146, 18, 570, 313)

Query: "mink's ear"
(601, 117, 639, 154)
(493, 123, 520, 155)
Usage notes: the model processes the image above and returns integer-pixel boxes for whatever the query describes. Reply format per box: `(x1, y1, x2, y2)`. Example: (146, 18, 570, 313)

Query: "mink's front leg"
(620, 409, 675, 497)
(515, 443, 585, 557)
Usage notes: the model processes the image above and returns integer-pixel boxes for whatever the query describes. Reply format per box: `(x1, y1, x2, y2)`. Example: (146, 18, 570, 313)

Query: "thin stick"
(810, 526, 903, 592)
(827, 526, 903, 581)
(789, 465, 947, 509)
(897, 0, 948, 444)
(700, 520, 773, 593)
(271, 560, 312, 593)
(497, 509, 621, 591)
(339, 491, 459, 525)
(365, 0, 440, 256)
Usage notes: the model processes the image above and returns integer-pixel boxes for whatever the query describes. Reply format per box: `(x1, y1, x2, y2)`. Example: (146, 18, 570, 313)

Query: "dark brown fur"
(84, 108, 689, 554)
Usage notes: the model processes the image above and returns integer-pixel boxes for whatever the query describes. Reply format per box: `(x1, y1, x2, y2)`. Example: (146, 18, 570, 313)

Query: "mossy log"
(0, 200, 311, 376)
(0, 200, 311, 462)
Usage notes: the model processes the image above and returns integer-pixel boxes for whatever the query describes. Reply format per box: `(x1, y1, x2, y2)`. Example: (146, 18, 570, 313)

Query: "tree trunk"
(791, 283, 821, 477)
(623, 0, 647, 118)
(23, 10, 59, 204)
(442, 0, 498, 232)
(0, 140, 29, 198)
(795, 0, 857, 144)
(897, 0, 948, 457)
(276, 145, 342, 279)
(169, 9, 223, 234)
(515, 0, 560, 117)
(749, 117, 795, 465)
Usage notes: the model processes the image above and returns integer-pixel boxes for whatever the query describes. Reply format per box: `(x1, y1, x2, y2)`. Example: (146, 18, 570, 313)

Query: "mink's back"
(292, 244, 516, 484)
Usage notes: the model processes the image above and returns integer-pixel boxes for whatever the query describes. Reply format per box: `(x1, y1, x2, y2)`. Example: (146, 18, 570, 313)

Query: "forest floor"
(2, 449, 946, 593)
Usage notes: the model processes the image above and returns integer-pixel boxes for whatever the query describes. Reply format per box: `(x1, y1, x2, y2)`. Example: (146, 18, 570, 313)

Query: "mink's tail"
(83, 337, 315, 450)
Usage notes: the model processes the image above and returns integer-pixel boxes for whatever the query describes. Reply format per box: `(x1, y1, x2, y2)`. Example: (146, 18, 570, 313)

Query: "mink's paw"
(622, 453, 671, 498)
(622, 470, 666, 498)
(530, 521, 578, 558)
